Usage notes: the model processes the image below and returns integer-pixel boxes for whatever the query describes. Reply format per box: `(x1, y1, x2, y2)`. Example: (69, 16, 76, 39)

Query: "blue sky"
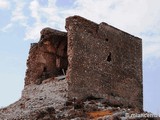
(0, 0, 160, 115)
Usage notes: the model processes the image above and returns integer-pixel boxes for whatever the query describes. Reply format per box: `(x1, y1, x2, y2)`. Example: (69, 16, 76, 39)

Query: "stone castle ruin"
(25, 15, 143, 111)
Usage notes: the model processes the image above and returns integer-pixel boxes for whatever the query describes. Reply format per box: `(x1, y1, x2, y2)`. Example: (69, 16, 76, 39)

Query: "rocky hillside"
(0, 78, 68, 119)
(0, 80, 158, 120)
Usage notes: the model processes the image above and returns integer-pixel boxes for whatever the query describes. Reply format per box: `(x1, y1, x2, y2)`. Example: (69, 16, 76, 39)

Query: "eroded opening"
(54, 39, 68, 77)
(38, 33, 68, 82)
(107, 52, 111, 62)
(105, 38, 108, 41)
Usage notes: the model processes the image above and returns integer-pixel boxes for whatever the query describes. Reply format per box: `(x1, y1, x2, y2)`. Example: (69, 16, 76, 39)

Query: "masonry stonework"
(66, 16, 143, 110)
(25, 15, 143, 110)
(25, 28, 68, 85)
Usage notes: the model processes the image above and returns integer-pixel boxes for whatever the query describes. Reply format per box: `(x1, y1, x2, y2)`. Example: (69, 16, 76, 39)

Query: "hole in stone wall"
(40, 36, 68, 82)
(43, 67, 47, 72)
(107, 52, 111, 62)
(105, 38, 108, 41)
(41, 67, 49, 80)
(54, 38, 68, 77)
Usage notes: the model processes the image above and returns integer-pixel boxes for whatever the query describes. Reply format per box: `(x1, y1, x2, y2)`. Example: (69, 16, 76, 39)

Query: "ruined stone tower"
(25, 15, 143, 110)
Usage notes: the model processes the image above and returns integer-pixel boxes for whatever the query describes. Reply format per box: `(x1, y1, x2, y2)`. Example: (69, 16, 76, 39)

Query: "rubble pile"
(0, 92, 157, 119)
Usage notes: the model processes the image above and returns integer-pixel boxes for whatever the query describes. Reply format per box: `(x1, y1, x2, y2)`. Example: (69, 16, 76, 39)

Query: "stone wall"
(66, 16, 143, 110)
(24, 15, 143, 111)
(25, 28, 68, 85)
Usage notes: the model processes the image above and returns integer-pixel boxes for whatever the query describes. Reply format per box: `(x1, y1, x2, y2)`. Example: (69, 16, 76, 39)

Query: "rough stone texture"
(25, 28, 68, 85)
(0, 95, 158, 120)
(65, 16, 143, 110)
(0, 79, 68, 120)
(0, 15, 144, 119)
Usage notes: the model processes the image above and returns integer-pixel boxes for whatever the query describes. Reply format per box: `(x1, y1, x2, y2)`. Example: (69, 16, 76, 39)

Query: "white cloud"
(143, 36, 160, 61)
(24, 23, 46, 41)
(72, 0, 158, 34)
(29, 0, 41, 23)
(0, 0, 10, 9)
(1, 23, 13, 32)
(24, 0, 65, 41)
(11, 1, 27, 22)
(24, 0, 47, 41)
(1, 0, 27, 32)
